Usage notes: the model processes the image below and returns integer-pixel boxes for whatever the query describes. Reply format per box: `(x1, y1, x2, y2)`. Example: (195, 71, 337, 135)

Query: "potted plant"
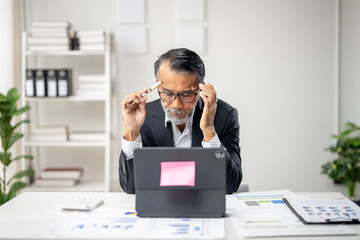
(321, 122, 360, 200)
(0, 88, 33, 205)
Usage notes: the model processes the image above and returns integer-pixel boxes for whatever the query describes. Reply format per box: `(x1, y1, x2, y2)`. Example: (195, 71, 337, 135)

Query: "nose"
(170, 95, 184, 109)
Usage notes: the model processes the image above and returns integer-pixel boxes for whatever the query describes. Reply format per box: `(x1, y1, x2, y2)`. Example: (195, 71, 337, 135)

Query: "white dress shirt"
(122, 111, 221, 159)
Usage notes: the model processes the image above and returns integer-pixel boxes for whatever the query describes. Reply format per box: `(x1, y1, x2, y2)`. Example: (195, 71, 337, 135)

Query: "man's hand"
(122, 89, 148, 141)
(199, 82, 217, 142)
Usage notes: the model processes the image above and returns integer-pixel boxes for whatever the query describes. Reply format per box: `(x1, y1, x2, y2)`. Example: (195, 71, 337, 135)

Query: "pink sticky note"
(160, 161, 195, 187)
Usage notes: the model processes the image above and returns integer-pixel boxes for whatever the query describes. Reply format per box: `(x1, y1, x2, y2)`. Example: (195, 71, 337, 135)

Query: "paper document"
(227, 190, 357, 238)
(285, 196, 360, 223)
(53, 208, 224, 239)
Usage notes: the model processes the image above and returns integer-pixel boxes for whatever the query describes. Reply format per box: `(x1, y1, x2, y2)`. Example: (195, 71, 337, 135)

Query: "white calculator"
(59, 198, 104, 211)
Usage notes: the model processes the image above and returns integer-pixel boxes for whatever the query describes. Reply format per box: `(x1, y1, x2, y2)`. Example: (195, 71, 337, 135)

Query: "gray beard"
(162, 105, 195, 126)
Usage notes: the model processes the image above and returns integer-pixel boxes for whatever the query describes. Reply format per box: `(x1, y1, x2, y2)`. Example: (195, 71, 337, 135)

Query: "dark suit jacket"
(119, 98, 242, 194)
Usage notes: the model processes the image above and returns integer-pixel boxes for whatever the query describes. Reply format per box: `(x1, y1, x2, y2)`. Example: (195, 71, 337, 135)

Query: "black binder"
(25, 69, 36, 97)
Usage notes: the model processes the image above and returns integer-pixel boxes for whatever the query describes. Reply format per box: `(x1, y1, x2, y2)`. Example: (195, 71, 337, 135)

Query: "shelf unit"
(21, 32, 112, 192)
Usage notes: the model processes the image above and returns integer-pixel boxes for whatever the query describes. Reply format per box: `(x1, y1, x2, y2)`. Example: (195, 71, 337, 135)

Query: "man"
(119, 48, 242, 194)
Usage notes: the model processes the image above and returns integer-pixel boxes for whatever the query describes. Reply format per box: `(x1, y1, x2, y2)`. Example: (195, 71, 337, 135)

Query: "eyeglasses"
(158, 89, 200, 103)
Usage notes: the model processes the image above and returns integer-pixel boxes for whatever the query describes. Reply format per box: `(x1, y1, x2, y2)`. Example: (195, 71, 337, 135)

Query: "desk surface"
(0, 191, 359, 240)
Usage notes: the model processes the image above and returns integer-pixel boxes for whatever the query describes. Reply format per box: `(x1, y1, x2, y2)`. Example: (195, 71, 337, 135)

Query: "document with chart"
(53, 208, 224, 239)
(227, 190, 357, 238)
(284, 196, 360, 224)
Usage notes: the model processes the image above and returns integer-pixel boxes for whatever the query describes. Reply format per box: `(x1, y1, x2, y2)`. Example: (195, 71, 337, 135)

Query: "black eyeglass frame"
(157, 89, 200, 103)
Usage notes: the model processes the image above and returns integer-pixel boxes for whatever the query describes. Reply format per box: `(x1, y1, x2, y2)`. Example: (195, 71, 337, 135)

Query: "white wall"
(0, 0, 15, 93)
(0, 0, 23, 193)
(340, 0, 360, 129)
(21, 0, 355, 194)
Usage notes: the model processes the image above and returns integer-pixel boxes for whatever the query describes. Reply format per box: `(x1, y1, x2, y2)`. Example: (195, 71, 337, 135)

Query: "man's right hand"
(122, 89, 148, 141)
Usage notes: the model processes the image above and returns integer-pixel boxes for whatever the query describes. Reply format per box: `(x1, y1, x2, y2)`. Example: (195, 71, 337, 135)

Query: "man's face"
(157, 61, 199, 125)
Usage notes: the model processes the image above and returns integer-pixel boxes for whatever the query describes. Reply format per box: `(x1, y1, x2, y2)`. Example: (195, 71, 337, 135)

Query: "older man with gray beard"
(119, 48, 242, 194)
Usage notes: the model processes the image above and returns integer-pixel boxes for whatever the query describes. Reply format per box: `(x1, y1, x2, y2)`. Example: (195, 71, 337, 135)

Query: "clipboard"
(284, 196, 360, 224)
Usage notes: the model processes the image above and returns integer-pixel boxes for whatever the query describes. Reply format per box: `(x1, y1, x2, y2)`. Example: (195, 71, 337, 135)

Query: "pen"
(141, 81, 163, 97)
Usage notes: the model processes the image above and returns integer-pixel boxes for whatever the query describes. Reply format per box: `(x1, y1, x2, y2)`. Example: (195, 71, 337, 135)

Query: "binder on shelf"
(25, 69, 36, 97)
(57, 69, 72, 97)
(46, 70, 57, 97)
(284, 196, 360, 224)
(35, 70, 47, 97)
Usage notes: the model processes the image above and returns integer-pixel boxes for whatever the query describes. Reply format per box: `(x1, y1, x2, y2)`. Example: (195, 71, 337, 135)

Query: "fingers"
(122, 92, 148, 115)
(199, 82, 217, 104)
(122, 90, 147, 107)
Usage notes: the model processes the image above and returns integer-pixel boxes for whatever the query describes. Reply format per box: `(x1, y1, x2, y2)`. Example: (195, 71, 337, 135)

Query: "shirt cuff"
(122, 134, 142, 160)
(201, 133, 221, 148)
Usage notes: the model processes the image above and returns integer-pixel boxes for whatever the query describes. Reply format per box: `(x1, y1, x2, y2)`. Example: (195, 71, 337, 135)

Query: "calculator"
(59, 198, 104, 211)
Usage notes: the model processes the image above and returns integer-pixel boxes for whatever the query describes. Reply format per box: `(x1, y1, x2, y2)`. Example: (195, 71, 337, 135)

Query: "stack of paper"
(68, 131, 105, 141)
(76, 74, 106, 96)
(28, 21, 71, 51)
(29, 125, 69, 141)
(35, 167, 83, 187)
(78, 31, 105, 51)
(227, 190, 357, 238)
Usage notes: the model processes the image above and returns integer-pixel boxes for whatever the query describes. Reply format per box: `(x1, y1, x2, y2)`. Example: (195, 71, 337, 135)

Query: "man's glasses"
(158, 89, 200, 103)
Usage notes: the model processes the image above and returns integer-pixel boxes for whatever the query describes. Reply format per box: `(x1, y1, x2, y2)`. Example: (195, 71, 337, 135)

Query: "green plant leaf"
(0, 190, 5, 206)
(11, 119, 30, 132)
(6, 88, 18, 98)
(331, 134, 342, 139)
(0, 93, 6, 101)
(6, 132, 23, 150)
(10, 155, 33, 162)
(7, 181, 27, 201)
(10, 105, 30, 117)
(340, 129, 355, 137)
(0, 125, 4, 138)
(0, 152, 11, 165)
(346, 122, 360, 130)
(6, 88, 20, 106)
(7, 169, 34, 185)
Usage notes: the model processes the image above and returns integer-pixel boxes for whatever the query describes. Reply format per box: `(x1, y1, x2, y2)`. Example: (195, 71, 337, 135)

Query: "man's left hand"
(199, 82, 217, 142)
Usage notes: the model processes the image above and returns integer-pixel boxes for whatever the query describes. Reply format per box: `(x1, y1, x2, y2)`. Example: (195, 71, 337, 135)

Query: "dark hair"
(154, 48, 205, 84)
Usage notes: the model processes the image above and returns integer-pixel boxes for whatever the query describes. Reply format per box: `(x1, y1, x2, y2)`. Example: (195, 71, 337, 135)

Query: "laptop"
(133, 147, 226, 218)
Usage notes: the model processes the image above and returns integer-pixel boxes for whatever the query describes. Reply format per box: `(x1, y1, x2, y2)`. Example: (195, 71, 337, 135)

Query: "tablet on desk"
(134, 147, 226, 218)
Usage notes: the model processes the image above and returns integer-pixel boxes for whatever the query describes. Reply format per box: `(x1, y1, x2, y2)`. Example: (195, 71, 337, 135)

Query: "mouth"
(170, 112, 186, 118)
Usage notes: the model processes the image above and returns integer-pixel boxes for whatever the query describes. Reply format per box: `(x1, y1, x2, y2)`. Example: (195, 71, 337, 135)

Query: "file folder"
(46, 70, 57, 97)
(57, 69, 71, 97)
(35, 70, 47, 97)
(25, 70, 36, 97)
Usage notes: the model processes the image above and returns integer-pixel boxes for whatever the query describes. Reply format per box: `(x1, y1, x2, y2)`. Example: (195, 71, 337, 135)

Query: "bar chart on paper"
(53, 208, 225, 239)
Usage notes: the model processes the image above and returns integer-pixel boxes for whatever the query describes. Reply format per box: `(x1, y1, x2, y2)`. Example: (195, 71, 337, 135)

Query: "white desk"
(0, 192, 359, 240)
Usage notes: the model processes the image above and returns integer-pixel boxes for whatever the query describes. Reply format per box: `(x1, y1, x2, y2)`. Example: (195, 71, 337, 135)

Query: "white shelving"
(21, 32, 112, 192)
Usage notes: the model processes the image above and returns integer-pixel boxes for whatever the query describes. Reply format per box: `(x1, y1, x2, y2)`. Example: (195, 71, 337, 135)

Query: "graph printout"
(53, 208, 224, 239)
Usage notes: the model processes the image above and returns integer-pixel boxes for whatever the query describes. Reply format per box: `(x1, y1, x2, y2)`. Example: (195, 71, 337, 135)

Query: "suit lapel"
(150, 100, 173, 147)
